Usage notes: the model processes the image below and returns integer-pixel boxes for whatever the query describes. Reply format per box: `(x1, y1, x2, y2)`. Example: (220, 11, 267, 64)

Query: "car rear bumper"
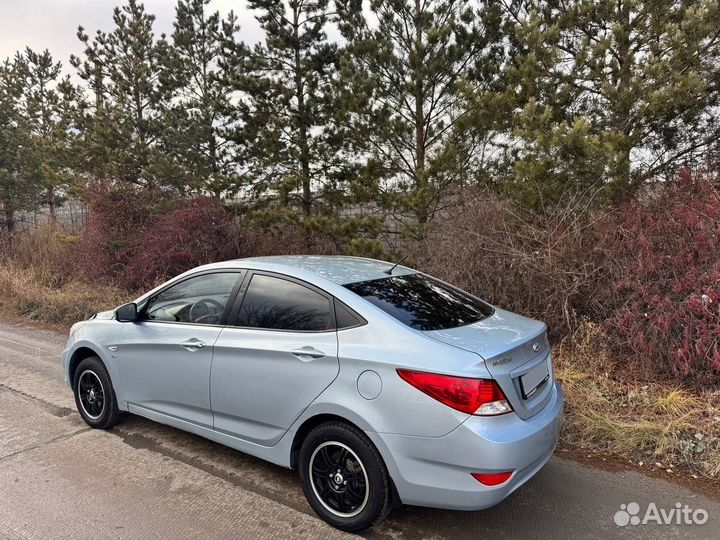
(367, 381, 563, 510)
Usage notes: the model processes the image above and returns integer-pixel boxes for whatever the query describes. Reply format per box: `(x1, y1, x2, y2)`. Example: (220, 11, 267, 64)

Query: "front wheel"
(298, 422, 392, 532)
(73, 356, 121, 429)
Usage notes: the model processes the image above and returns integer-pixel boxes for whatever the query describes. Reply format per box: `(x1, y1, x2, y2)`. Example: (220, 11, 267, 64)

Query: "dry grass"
(0, 264, 132, 326)
(654, 388, 701, 416)
(555, 321, 720, 478)
(11, 226, 82, 286)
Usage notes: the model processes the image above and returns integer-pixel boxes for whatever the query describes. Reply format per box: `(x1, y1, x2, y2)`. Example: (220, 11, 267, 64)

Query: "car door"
(117, 270, 244, 428)
(211, 272, 339, 446)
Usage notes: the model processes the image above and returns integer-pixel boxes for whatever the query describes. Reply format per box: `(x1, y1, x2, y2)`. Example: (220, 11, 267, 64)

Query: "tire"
(299, 421, 392, 532)
(73, 356, 121, 429)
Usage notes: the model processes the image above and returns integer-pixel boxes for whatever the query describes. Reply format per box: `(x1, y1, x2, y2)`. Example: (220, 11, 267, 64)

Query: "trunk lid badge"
(492, 356, 512, 367)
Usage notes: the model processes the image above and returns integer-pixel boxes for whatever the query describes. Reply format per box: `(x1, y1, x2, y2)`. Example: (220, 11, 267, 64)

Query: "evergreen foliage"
(1, 0, 720, 234)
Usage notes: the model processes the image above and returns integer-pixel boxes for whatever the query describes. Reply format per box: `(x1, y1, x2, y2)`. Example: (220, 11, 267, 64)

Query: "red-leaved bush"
(77, 187, 247, 289)
(76, 184, 156, 282)
(120, 197, 244, 289)
(603, 171, 720, 385)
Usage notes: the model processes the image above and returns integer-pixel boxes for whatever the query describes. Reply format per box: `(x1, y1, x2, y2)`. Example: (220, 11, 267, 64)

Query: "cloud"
(0, 0, 263, 69)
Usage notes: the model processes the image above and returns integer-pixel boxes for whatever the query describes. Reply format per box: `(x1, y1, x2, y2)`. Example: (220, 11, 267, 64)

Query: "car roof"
(205, 255, 416, 285)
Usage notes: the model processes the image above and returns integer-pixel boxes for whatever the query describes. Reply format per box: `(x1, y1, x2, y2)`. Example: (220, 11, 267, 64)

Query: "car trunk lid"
(424, 308, 553, 419)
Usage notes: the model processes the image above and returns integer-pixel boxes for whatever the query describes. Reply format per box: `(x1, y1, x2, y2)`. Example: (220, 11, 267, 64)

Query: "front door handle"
(291, 347, 325, 360)
(180, 338, 206, 351)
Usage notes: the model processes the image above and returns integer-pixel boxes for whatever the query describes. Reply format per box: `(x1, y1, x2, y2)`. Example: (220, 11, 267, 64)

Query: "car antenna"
(384, 254, 409, 275)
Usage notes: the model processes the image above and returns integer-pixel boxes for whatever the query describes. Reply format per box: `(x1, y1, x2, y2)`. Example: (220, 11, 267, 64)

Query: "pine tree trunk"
(209, 132, 219, 197)
(209, 134, 217, 175)
(135, 83, 149, 189)
(299, 125, 311, 218)
(414, 0, 427, 224)
(613, 0, 633, 193)
(94, 76, 103, 110)
(47, 187, 57, 228)
(3, 206, 15, 237)
(294, 8, 312, 218)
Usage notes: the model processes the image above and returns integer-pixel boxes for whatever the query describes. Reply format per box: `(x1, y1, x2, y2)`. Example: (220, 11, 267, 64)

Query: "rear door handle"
(180, 338, 206, 351)
(291, 347, 325, 360)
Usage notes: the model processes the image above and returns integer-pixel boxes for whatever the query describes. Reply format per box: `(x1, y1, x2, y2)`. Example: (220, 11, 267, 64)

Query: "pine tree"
(158, 0, 244, 197)
(71, 0, 164, 188)
(237, 0, 346, 216)
(337, 0, 506, 232)
(70, 27, 113, 183)
(0, 55, 41, 236)
(21, 48, 83, 224)
(505, 0, 720, 207)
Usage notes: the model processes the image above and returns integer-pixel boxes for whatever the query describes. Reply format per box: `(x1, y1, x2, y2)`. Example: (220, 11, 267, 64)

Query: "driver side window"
(144, 272, 241, 325)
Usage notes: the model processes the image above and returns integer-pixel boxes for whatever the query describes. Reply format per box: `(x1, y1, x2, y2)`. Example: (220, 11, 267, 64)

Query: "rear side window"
(345, 274, 493, 331)
(334, 300, 365, 329)
(236, 274, 332, 331)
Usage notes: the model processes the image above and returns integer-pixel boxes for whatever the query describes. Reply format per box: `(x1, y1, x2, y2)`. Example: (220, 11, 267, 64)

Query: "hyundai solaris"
(62, 256, 563, 532)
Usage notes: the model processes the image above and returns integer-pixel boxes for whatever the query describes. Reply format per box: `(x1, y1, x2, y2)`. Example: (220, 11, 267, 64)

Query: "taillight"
(396, 369, 513, 416)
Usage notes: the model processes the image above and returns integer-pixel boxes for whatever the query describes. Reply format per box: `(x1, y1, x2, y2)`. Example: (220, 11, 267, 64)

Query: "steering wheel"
(189, 298, 225, 324)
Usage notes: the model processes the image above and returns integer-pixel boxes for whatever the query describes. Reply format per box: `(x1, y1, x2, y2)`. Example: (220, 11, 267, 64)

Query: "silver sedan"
(62, 255, 563, 532)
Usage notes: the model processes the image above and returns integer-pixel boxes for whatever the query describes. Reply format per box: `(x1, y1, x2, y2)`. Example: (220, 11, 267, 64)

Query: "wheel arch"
(290, 413, 360, 470)
(68, 346, 103, 385)
(289, 413, 401, 507)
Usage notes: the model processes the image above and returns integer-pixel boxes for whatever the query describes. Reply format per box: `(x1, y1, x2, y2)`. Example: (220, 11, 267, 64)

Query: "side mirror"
(116, 302, 138, 323)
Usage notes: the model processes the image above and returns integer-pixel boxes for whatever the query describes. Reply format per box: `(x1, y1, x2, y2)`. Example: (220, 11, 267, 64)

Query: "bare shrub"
(241, 209, 343, 257)
(245, 221, 338, 257)
(10, 226, 80, 286)
(415, 188, 612, 338)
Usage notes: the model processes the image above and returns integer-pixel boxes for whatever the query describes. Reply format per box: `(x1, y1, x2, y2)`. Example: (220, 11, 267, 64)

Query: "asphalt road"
(0, 320, 719, 540)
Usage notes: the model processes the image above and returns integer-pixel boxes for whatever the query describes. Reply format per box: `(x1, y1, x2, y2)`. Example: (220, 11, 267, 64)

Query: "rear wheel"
(299, 422, 392, 532)
(73, 356, 120, 429)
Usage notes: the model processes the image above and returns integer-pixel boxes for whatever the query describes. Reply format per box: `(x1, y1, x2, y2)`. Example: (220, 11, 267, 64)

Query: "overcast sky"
(0, 0, 264, 68)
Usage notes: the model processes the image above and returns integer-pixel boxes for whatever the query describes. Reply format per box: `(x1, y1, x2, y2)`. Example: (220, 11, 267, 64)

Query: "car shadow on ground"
(106, 415, 709, 540)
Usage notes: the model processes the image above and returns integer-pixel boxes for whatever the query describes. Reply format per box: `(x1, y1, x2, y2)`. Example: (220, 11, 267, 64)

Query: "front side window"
(236, 275, 331, 331)
(144, 272, 240, 325)
(345, 274, 493, 331)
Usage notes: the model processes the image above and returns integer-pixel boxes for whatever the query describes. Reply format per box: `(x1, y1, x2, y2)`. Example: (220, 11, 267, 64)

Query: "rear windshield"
(344, 274, 493, 331)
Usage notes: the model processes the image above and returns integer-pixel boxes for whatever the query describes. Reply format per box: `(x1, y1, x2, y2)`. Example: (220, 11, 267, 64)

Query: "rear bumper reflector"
(471, 471, 513, 486)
